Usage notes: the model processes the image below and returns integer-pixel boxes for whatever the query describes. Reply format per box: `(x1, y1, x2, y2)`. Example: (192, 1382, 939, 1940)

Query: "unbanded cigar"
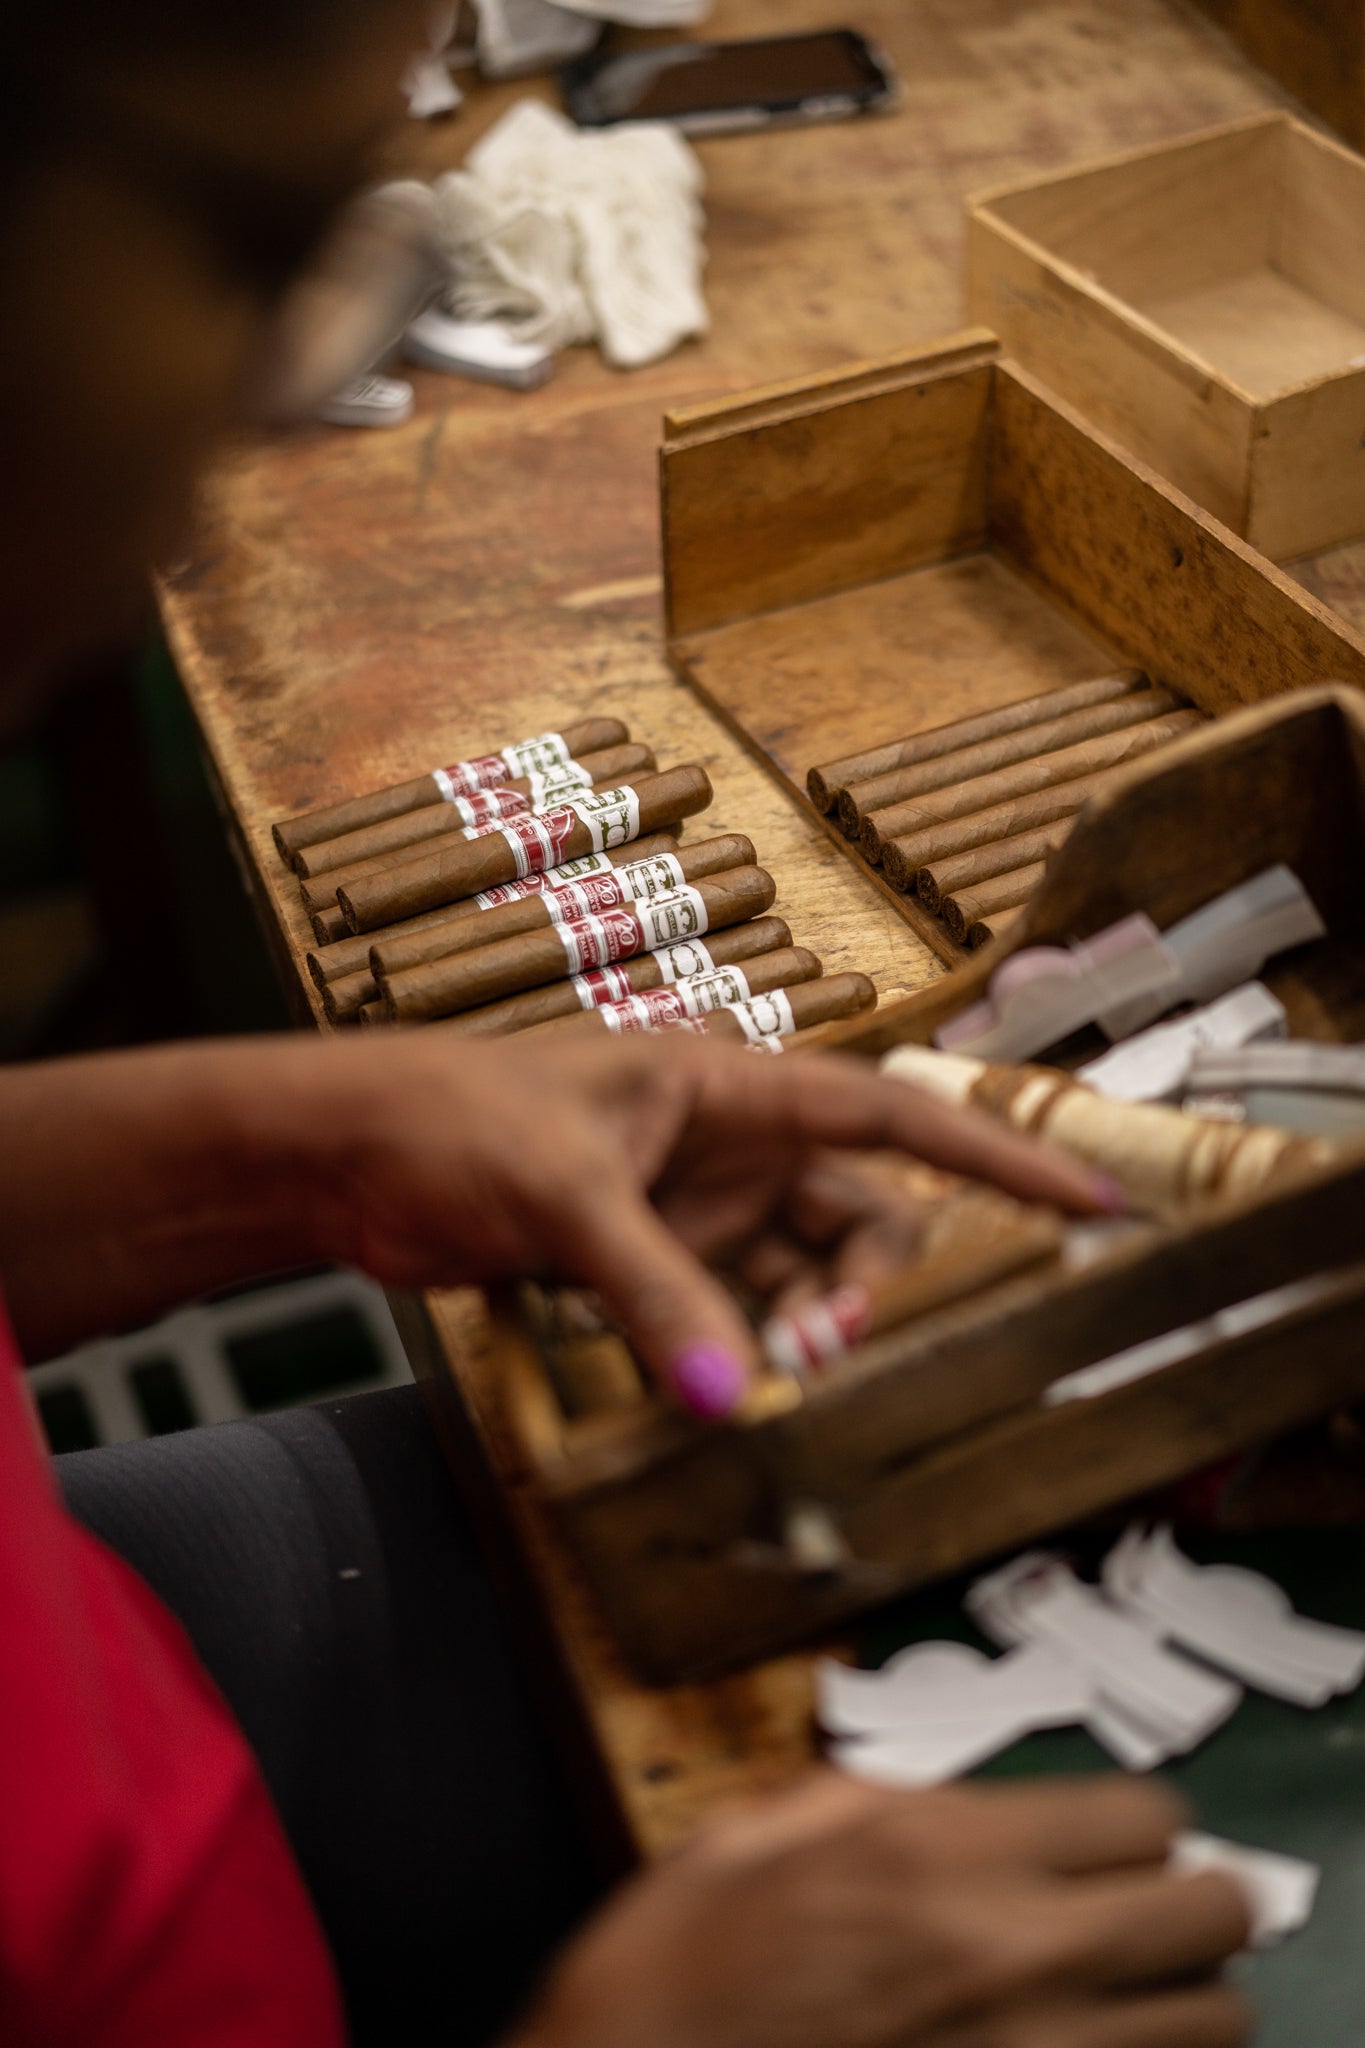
(381, 865, 776, 1023)
(871, 711, 1201, 872)
(307, 833, 682, 985)
(312, 905, 349, 945)
(966, 906, 1025, 951)
(293, 741, 656, 878)
(340, 767, 713, 933)
(881, 1043, 1335, 1214)
(881, 782, 1100, 893)
(941, 864, 1047, 946)
(918, 824, 1074, 915)
(544, 947, 823, 1034)
(438, 916, 793, 1036)
(273, 716, 629, 860)
(322, 837, 753, 1024)
(805, 670, 1146, 812)
(695, 973, 877, 1041)
(843, 686, 1183, 844)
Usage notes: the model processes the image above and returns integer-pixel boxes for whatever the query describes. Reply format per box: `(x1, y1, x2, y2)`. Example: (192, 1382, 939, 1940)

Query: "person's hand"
(0, 1032, 1119, 1390)
(310, 1031, 1120, 1413)
(514, 1773, 1251, 2048)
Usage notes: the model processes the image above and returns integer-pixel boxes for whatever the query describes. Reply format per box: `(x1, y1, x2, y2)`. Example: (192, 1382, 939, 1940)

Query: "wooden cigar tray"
(967, 113, 1365, 560)
(658, 330, 1365, 966)
(490, 687, 1365, 1681)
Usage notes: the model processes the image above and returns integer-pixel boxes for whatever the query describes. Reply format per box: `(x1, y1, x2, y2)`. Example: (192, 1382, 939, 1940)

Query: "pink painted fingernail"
(668, 1342, 747, 1419)
(1090, 1173, 1129, 1214)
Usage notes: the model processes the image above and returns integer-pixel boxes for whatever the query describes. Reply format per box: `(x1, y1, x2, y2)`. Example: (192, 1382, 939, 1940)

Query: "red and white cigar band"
(761, 1284, 874, 1376)
(614, 850, 686, 901)
(498, 807, 579, 878)
(571, 964, 635, 1010)
(567, 784, 642, 851)
(555, 906, 648, 975)
(449, 785, 529, 829)
(719, 990, 796, 1044)
(524, 760, 592, 808)
(653, 938, 716, 983)
(433, 730, 570, 802)
(598, 966, 753, 1035)
(472, 851, 612, 909)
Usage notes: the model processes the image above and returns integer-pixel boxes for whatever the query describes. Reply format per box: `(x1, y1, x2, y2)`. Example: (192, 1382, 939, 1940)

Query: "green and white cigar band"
(553, 886, 708, 976)
(597, 967, 754, 1034)
(724, 990, 796, 1043)
(570, 784, 642, 850)
(524, 760, 592, 808)
(614, 850, 686, 900)
(471, 851, 613, 908)
(654, 938, 716, 982)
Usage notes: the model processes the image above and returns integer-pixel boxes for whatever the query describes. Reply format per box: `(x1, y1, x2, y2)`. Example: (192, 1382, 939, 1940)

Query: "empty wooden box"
(495, 688, 1365, 1680)
(660, 330, 1365, 966)
(967, 113, 1365, 559)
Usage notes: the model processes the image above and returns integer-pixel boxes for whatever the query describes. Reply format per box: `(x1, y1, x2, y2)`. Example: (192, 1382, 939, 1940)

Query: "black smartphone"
(561, 29, 897, 136)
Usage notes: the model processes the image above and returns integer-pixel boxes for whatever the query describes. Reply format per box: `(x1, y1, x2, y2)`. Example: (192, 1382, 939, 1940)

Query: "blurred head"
(0, 2, 426, 728)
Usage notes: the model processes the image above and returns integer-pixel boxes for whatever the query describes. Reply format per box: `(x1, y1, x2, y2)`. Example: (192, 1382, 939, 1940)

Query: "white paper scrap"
(1078, 982, 1286, 1103)
(1172, 1832, 1319, 1948)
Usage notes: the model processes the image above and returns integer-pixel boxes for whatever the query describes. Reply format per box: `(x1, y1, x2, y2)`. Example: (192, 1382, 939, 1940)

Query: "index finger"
(685, 1045, 1122, 1218)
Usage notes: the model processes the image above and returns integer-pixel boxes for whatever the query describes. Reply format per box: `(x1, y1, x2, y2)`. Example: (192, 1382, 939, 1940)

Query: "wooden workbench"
(160, 0, 1365, 1862)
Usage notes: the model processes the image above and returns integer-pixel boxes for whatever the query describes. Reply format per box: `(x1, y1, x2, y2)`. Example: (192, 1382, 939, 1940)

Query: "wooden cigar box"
(966, 113, 1365, 560)
(484, 687, 1365, 1681)
(659, 330, 1365, 966)
(1190, 1, 1365, 154)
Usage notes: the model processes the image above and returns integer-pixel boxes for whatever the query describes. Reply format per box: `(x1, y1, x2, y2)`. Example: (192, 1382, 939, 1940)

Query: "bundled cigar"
(377, 865, 776, 1023)
(806, 671, 1147, 814)
(941, 865, 1048, 947)
(292, 740, 657, 879)
(323, 835, 753, 1023)
(687, 974, 877, 1044)
(273, 716, 629, 861)
(539, 946, 822, 1034)
(308, 832, 683, 986)
(882, 1044, 1335, 1214)
(338, 766, 713, 933)
(918, 825, 1073, 916)
(435, 916, 794, 1036)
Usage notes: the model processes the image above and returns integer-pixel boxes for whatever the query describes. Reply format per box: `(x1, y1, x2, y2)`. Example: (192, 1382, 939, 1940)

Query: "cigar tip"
(305, 953, 329, 990)
(858, 818, 882, 863)
(917, 871, 941, 913)
(806, 769, 831, 811)
(835, 790, 861, 838)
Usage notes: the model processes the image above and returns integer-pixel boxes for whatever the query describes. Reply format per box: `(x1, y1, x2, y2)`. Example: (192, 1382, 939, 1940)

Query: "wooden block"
(968, 112, 1365, 558)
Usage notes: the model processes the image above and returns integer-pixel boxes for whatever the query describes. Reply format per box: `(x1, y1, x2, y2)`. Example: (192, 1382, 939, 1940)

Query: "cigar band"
(675, 965, 752, 1014)
(636, 885, 709, 950)
(746, 1035, 786, 1054)
(501, 730, 569, 779)
(449, 785, 529, 829)
(541, 872, 631, 924)
(499, 807, 579, 878)
(567, 785, 642, 851)
(434, 757, 508, 801)
(653, 938, 716, 983)
(524, 760, 592, 808)
(472, 852, 612, 908)
(763, 1284, 874, 1376)
(599, 987, 691, 1033)
(556, 907, 646, 974)
(571, 965, 635, 1010)
(723, 990, 796, 1043)
(616, 851, 686, 901)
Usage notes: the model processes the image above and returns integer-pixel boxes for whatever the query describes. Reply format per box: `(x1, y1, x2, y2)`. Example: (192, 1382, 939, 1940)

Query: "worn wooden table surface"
(160, 0, 1365, 1860)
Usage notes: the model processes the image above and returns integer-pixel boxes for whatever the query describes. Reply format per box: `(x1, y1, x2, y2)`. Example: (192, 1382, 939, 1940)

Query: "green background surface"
(861, 1530, 1365, 2043)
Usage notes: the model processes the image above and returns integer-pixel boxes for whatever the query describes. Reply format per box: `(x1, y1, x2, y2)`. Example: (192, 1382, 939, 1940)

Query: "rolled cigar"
(381, 865, 776, 1023)
(307, 832, 682, 986)
(438, 916, 794, 1036)
(293, 741, 656, 878)
(941, 864, 1047, 946)
(370, 834, 755, 980)
(918, 823, 1074, 914)
(871, 711, 1200, 872)
(358, 1001, 389, 1027)
(805, 670, 1146, 812)
(273, 716, 629, 860)
(966, 906, 1025, 951)
(696, 973, 877, 1042)
(761, 1206, 1063, 1370)
(311, 905, 349, 945)
(881, 1043, 1335, 1214)
(844, 687, 1183, 846)
(339, 766, 713, 933)
(882, 782, 1098, 893)
(545, 946, 823, 1034)
(323, 836, 753, 1024)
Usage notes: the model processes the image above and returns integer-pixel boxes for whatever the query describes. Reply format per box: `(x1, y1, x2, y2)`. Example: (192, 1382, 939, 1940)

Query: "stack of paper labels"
(821, 1528, 1365, 1946)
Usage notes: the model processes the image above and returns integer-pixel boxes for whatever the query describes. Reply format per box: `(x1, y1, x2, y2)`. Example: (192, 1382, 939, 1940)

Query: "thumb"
(556, 1186, 757, 1419)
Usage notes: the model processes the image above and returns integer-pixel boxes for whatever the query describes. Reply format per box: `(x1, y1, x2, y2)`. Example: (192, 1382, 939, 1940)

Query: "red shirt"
(0, 1290, 346, 2045)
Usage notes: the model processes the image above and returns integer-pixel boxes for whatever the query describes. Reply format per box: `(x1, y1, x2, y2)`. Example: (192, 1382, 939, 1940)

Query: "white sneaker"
(317, 374, 416, 428)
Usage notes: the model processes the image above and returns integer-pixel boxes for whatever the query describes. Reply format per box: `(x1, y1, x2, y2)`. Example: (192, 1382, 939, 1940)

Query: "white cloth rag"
(432, 98, 708, 368)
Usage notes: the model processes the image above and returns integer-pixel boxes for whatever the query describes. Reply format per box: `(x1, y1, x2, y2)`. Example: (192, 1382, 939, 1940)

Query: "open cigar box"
(496, 686, 1365, 1681)
(967, 113, 1365, 560)
(659, 329, 1365, 966)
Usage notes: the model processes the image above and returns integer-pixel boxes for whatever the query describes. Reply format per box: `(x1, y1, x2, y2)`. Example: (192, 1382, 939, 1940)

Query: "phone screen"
(567, 32, 888, 126)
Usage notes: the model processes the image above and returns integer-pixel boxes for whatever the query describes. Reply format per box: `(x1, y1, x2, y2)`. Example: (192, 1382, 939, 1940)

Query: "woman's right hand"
(516, 1773, 1251, 2048)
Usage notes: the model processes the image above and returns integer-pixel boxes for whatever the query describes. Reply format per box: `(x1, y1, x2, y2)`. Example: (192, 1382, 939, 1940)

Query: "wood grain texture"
(158, 0, 1332, 1860)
